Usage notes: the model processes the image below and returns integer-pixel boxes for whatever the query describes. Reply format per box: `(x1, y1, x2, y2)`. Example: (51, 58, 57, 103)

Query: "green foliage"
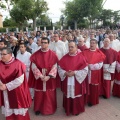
(10, 0, 33, 28)
(9, 0, 48, 29)
(0, 27, 17, 33)
(0, 3, 6, 9)
(63, 0, 104, 28)
(97, 9, 120, 27)
(3, 17, 17, 27)
(29, 0, 48, 19)
(29, 0, 49, 29)
(36, 15, 51, 26)
(0, 28, 6, 33)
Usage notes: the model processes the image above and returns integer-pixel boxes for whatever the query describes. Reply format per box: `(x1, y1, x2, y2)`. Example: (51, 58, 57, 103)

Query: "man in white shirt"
(62, 35, 69, 52)
(28, 37, 38, 54)
(109, 34, 120, 52)
(36, 37, 41, 51)
(16, 43, 31, 80)
(49, 33, 67, 60)
(49, 33, 67, 88)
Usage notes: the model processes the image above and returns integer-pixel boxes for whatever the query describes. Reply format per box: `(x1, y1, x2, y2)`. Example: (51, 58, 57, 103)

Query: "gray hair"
(90, 39, 98, 44)
(78, 37, 84, 41)
(1, 47, 13, 54)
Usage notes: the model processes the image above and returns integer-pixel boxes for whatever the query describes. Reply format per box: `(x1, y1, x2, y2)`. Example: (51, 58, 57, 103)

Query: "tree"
(113, 10, 120, 26)
(3, 17, 17, 27)
(10, 0, 32, 29)
(0, 1, 6, 9)
(63, 0, 104, 29)
(36, 15, 51, 26)
(98, 9, 113, 27)
(0, 0, 16, 12)
(29, 0, 48, 30)
(97, 9, 120, 28)
(1, 0, 48, 30)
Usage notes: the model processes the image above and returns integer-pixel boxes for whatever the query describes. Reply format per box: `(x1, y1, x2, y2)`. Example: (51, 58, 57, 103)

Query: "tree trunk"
(74, 20, 77, 29)
(19, 23, 23, 30)
(89, 18, 92, 28)
(33, 18, 37, 30)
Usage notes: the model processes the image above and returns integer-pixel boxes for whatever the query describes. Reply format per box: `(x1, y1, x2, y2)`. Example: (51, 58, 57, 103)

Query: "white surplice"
(49, 40, 67, 60)
(16, 51, 31, 79)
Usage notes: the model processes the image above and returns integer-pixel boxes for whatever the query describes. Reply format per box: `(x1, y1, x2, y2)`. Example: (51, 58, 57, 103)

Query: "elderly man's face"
(109, 35, 114, 41)
(1, 50, 12, 63)
(90, 40, 97, 50)
(103, 39, 110, 48)
(68, 42, 77, 55)
(78, 39, 84, 46)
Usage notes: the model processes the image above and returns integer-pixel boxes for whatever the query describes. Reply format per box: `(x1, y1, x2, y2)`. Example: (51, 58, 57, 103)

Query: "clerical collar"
(110, 41, 113, 43)
(4, 57, 15, 64)
(81, 44, 85, 46)
(55, 40, 59, 43)
(103, 47, 110, 49)
(21, 51, 26, 54)
(29, 42, 33, 45)
(41, 48, 49, 52)
(69, 49, 80, 56)
(90, 49, 96, 51)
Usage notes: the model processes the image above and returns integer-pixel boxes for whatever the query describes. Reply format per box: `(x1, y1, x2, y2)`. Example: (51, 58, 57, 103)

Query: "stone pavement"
(1, 88, 120, 120)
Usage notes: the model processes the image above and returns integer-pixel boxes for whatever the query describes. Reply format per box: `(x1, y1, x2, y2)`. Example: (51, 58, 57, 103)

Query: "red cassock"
(100, 48, 117, 98)
(78, 44, 88, 51)
(0, 59, 32, 120)
(113, 51, 120, 97)
(82, 49, 106, 105)
(59, 52, 88, 115)
(28, 49, 58, 90)
(28, 49, 58, 115)
(114, 51, 120, 80)
(82, 49, 106, 84)
(0, 59, 31, 108)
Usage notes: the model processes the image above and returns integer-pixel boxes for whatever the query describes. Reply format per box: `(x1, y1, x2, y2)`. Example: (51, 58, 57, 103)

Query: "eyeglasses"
(54, 36, 58, 37)
(0, 53, 9, 56)
(41, 42, 48, 44)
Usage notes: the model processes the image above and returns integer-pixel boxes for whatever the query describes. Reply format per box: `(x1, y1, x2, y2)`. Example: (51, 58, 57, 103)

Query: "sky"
(45, 0, 120, 23)
(1, 0, 120, 23)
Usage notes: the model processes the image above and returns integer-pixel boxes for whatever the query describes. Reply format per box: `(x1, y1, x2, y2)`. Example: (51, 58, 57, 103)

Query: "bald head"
(78, 37, 84, 41)
(103, 38, 110, 48)
(68, 41, 77, 55)
(104, 38, 110, 43)
(78, 37, 85, 46)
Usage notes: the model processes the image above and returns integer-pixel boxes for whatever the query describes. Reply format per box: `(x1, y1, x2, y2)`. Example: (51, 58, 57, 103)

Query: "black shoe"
(35, 111, 40, 115)
(102, 95, 107, 99)
(75, 113, 79, 116)
(88, 103, 93, 107)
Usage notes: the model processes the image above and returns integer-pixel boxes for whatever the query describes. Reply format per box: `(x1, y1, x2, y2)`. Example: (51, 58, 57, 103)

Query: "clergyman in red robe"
(28, 37, 58, 115)
(77, 37, 88, 51)
(100, 38, 117, 99)
(0, 47, 32, 120)
(113, 51, 120, 97)
(58, 41, 88, 116)
(82, 39, 106, 106)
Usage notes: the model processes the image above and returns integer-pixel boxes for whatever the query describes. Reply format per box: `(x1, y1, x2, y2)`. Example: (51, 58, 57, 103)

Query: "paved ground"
(1, 88, 120, 120)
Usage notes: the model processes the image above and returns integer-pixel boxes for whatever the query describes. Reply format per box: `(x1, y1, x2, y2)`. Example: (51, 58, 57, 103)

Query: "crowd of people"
(0, 28, 120, 120)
